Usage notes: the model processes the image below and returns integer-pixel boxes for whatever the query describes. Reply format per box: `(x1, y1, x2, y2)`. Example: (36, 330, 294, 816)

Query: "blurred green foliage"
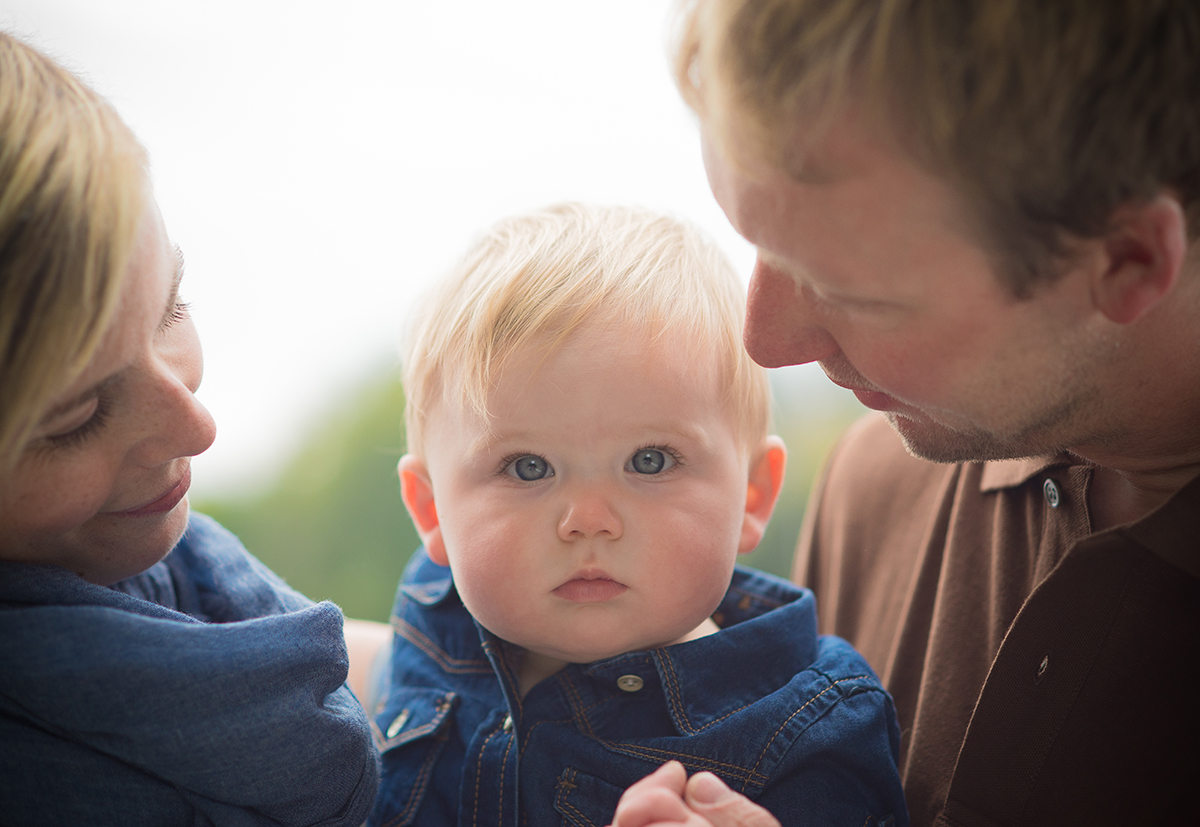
(195, 367, 864, 622)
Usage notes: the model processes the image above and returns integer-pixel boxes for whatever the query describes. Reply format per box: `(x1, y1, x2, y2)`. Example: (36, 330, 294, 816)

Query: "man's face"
(703, 109, 1116, 463)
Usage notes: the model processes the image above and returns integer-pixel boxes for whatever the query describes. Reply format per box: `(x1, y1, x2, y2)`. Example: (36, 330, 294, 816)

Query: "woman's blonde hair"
(0, 32, 147, 473)
(402, 203, 771, 456)
(674, 0, 1200, 295)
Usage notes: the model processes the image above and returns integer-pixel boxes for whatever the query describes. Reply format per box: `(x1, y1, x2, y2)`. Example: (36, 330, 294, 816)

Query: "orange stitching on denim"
(655, 650, 697, 734)
(395, 617, 493, 674)
(382, 727, 448, 827)
(680, 698, 755, 732)
(555, 768, 599, 827)
(558, 800, 598, 827)
(482, 639, 524, 718)
(651, 649, 762, 735)
(559, 672, 596, 738)
(471, 728, 500, 827)
(748, 675, 871, 779)
(519, 715, 573, 757)
(597, 742, 767, 784)
(497, 725, 515, 826)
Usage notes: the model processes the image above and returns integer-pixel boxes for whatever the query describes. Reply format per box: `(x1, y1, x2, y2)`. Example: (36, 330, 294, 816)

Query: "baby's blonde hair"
(403, 203, 770, 457)
(0, 32, 147, 473)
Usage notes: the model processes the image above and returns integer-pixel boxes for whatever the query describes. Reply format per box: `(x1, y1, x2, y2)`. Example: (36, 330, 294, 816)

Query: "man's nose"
(743, 256, 839, 368)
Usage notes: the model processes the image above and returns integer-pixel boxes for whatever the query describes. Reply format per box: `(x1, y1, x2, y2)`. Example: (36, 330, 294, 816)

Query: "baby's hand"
(609, 762, 695, 827)
(608, 762, 781, 827)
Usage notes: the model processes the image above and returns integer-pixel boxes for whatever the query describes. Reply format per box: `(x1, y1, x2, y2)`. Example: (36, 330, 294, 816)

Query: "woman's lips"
(112, 466, 191, 517)
(553, 573, 628, 603)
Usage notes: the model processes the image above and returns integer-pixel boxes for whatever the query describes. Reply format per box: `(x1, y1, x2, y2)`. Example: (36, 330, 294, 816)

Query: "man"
(612, 1, 1199, 824)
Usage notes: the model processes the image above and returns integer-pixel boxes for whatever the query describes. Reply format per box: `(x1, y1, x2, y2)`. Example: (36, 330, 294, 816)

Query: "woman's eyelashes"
(159, 299, 191, 332)
(500, 446, 682, 482)
(45, 396, 112, 449)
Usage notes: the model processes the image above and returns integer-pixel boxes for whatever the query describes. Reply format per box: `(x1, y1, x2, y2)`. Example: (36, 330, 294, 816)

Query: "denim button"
(617, 675, 644, 692)
(502, 715, 513, 732)
(1043, 479, 1061, 508)
(386, 709, 410, 738)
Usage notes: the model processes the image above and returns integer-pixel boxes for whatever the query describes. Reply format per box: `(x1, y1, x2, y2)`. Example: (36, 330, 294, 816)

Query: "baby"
(369, 204, 907, 826)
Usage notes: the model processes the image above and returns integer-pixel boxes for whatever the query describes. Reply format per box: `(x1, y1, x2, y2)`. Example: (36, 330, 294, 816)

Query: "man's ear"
(1090, 194, 1187, 325)
(738, 436, 787, 554)
(398, 454, 448, 566)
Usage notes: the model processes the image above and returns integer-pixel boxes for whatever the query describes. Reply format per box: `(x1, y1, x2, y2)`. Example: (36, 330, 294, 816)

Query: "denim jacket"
(369, 549, 907, 827)
(0, 512, 379, 827)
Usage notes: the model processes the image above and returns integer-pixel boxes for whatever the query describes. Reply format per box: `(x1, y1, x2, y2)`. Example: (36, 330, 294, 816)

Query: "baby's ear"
(738, 436, 787, 555)
(398, 454, 448, 566)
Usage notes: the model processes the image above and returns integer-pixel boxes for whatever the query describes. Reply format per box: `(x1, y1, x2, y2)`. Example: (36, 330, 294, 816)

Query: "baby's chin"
(523, 631, 700, 667)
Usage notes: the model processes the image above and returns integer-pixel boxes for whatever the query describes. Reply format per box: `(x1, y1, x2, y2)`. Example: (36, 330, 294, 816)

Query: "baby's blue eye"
(627, 448, 675, 475)
(506, 454, 553, 481)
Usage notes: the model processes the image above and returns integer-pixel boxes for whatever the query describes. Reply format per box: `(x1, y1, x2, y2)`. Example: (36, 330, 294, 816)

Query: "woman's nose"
(557, 486, 624, 542)
(130, 339, 217, 467)
(743, 256, 840, 367)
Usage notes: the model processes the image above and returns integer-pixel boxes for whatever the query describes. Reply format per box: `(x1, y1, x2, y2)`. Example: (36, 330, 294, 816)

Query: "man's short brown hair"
(674, 0, 1200, 295)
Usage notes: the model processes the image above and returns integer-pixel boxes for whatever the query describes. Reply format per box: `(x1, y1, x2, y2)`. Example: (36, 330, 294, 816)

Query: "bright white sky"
(2, 0, 836, 498)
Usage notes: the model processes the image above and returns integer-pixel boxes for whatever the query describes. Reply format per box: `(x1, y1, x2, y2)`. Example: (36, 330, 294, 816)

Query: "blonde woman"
(0, 32, 377, 825)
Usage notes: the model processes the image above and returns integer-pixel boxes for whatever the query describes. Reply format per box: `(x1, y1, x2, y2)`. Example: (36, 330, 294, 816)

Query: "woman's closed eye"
(502, 453, 554, 482)
(626, 446, 679, 475)
(44, 396, 112, 449)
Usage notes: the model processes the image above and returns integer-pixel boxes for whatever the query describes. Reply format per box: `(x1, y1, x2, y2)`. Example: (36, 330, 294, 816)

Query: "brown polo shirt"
(795, 413, 1200, 826)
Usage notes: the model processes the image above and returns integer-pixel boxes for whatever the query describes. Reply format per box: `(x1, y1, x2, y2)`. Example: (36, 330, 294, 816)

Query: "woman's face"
(0, 200, 216, 585)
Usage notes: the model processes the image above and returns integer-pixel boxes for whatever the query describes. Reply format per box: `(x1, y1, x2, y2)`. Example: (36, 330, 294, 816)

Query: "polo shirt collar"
(979, 453, 1076, 492)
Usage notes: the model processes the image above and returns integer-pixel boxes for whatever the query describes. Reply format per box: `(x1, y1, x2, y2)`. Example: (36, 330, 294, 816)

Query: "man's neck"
(1086, 463, 1199, 530)
(1076, 263, 1200, 530)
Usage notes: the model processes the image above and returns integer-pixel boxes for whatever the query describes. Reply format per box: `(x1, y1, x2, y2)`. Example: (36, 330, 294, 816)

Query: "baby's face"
(418, 322, 758, 667)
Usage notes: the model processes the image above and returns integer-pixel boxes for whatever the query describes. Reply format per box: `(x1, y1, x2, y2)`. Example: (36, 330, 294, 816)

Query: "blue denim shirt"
(369, 549, 907, 827)
(0, 512, 379, 827)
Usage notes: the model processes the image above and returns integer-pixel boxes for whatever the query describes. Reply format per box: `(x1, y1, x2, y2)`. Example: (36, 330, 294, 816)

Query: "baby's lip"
(553, 568, 628, 603)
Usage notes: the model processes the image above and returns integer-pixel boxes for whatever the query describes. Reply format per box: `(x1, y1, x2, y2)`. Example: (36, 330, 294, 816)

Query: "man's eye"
(504, 454, 553, 481)
(627, 448, 676, 475)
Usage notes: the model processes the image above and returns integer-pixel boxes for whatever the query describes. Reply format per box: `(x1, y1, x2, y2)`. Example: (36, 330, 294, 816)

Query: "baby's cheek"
(444, 540, 528, 632)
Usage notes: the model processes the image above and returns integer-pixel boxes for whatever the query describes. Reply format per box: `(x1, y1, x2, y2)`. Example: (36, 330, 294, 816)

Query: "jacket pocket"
(553, 767, 626, 827)
(371, 687, 458, 827)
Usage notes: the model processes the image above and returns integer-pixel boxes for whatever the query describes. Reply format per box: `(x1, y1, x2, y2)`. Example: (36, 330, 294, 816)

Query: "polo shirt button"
(617, 674, 644, 692)
(1035, 654, 1050, 684)
(1043, 478, 1061, 508)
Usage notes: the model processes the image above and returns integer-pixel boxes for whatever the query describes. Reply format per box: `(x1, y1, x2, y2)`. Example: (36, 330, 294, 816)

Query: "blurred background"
(2, 0, 865, 621)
